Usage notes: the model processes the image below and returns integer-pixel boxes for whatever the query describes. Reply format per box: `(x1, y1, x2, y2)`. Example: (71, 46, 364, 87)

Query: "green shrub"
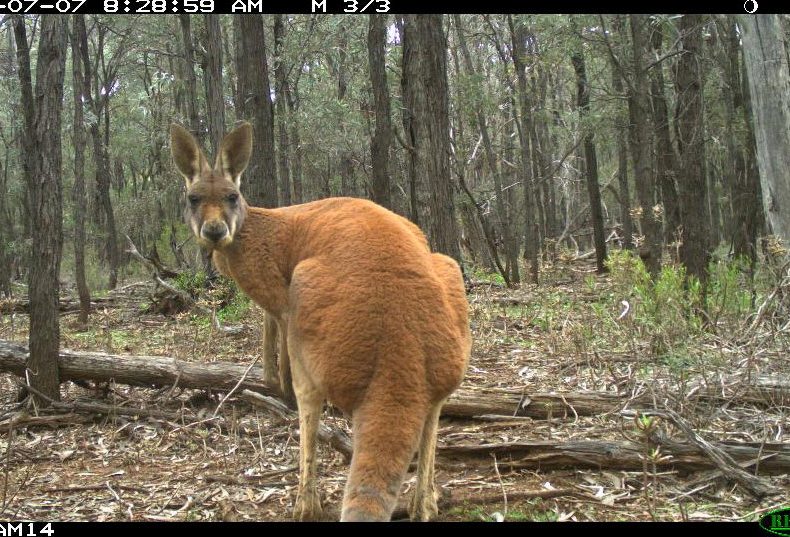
(472, 266, 505, 286)
(174, 270, 209, 297)
(605, 250, 702, 359)
(705, 255, 754, 322)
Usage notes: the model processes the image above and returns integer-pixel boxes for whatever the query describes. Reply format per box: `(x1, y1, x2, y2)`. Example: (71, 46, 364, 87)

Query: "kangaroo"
(170, 122, 471, 521)
(261, 311, 294, 404)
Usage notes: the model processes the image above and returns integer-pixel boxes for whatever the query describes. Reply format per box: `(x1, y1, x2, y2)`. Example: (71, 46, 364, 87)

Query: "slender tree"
(273, 15, 292, 206)
(72, 15, 91, 325)
(75, 17, 119, 289)
(236, 15, 278, 208)
(179, 15, 200, 136)
(333, 22, 355, 198)
(509, 15, 540, 283)
(628, 14, 662, 277)
(570, 25, 607, 273)
(729, 17, 764, 262)
(367, 14, 392, 210)
(13, 14, 68, 404)
(455, 15, 518, 282)
(607, 17, 634, 251)
(402, 15, 462, 264)
(203, 15, 225, 155)
(648, 21, 681, 245)
(674, 14, 710, 288)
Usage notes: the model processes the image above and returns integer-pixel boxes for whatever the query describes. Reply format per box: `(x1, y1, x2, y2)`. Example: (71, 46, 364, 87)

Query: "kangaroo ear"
(170, 124, 209, 185)
(215, 122, 253, 187)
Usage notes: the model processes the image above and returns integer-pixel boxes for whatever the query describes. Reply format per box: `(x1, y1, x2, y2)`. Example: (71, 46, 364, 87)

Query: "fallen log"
(0, 341, 783, 421)
(649, 408, 779, 497)
(0, 339, 279, 398)
(242, 389, 353, 460)
(0, 297, 116, 314)
(390, 487, 587, 521)
(0, 340, 634, 419)
(438, 439, 790, 476)
(442, 386, 636, 419)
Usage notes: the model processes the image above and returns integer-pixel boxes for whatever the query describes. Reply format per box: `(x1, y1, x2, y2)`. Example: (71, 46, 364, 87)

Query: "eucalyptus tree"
(12, 14, 68, 404)
(674, 14, 711, 288)
(402, 15, 462, 264)
(738, 14, 790, 249)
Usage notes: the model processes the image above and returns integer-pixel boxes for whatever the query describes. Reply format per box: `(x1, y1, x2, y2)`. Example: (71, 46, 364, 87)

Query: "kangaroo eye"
(188, 194, 200, 206)
(226, 193, 239, 204)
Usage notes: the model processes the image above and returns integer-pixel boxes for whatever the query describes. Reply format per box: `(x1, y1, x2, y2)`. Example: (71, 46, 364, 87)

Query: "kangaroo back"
(170, 123, 470, 521)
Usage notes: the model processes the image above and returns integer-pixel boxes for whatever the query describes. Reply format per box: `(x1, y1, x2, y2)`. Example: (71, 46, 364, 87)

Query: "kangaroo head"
(169, 122, 252, 249)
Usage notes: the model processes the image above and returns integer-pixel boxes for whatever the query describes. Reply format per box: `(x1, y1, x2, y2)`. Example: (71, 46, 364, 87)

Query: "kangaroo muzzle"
(201, 220, 229, 244)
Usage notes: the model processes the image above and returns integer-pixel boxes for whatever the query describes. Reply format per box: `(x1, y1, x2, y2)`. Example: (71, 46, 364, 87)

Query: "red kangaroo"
(170, 122, 470, 521)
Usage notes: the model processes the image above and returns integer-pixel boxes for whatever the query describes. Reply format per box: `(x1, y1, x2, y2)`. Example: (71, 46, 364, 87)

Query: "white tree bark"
(739, 14, 790, 246)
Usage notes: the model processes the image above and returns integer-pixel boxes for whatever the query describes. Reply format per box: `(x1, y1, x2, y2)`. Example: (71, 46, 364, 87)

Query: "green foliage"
(600, 250, 768, 364)
(705, 255, 754, 322)
(215, 285, 252, 324)
(605, 249, 652, 298)
(178, 273, 252, 325)
(584, 274, 597, 293)
(472, 266, 505, 286)
(174, 270, 209, 296)
(605, 250, 702, 360)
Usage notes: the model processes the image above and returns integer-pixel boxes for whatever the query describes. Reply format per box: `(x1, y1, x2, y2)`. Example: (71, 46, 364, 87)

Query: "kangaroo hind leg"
(291, 356, 324, 521)
(341, 396, 427, 522)
(409, 401, 443, 521)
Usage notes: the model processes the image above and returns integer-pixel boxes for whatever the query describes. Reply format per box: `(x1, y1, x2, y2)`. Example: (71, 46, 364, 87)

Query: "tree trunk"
(458, 201, 495, 271)
(273, 15, 292, 207)
(571, 46, 607, 273)
(628, 15, 662, 277)
(455, 15, 517, 283)
(535, 70, 557, 248)
(72, 15, 91, 325)
(368, 14, 392, 210)
(333, 24, 355, 199)
(12, 15, 68, 404)
(503, 110, 521, 284)
(402, 15, 462, 265)
(339, 155, 353, 197)
(737, 34, 765, 262)
(674, 14, 710, 289)
(738, 14, 790, 247)
(290, 120, 304, 204)
(0, 158, 10, 297)
(232, 16, 244, 114)
(200, 15, 226, 281)
(648, 23, 682, 245)
(509, 16, 540, 283)
(203, 15, 225, 155)
(236, 15, 278, 208)
(0, 341, 671, 419)
(1, 297, 117, 314)
(76, 17, 118, 290)
(708, 163, 722, 250)
(717, 17, 764, 263)
(609, 23, 634, 251)
(398, 17, 419, 226)
(0, 32, 17, 296)
(178, 15, 200, 136)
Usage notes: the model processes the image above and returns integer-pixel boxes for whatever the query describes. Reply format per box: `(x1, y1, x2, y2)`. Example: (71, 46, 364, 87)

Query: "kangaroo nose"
(202, 222, 228, 243)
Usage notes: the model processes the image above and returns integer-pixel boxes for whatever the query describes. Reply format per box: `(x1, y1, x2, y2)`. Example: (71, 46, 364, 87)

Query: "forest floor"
(0, 257, 788, 522)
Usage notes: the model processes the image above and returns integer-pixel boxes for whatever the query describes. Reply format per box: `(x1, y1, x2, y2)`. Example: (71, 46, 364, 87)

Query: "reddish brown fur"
(170, 122, 470, 521)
